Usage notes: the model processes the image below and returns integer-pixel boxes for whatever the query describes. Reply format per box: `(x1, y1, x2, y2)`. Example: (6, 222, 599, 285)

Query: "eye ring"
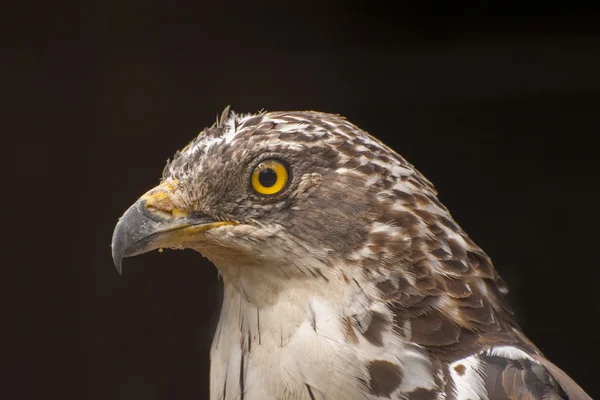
(251, 159, 289, 195)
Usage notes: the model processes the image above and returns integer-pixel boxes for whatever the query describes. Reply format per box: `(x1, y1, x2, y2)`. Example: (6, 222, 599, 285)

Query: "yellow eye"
(251, 159, 289, 195)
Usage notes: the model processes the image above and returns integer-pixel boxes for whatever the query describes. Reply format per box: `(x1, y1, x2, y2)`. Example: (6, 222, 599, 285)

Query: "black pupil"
(258, 168, 278, 187)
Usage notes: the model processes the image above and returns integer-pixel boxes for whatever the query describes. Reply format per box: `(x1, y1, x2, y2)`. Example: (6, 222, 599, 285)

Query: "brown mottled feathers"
(370, 183, 534, 361)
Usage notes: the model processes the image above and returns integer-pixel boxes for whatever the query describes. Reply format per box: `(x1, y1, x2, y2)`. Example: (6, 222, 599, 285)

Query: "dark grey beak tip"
(112, 247, 123, 275)
(111, 217, 125, 275)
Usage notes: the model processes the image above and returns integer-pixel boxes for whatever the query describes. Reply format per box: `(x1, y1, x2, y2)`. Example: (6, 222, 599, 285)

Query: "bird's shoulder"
(442, 345, 590, 400)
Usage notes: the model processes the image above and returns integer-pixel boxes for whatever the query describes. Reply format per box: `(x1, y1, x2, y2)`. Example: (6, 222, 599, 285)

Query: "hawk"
(112, 108, 591, 399)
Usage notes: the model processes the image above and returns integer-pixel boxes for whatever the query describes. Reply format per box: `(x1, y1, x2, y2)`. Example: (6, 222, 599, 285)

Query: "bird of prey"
(112, 108, 591, 400)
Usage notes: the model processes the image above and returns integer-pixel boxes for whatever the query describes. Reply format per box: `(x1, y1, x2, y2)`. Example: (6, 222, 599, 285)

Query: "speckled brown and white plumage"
(129, 108, 591, 399)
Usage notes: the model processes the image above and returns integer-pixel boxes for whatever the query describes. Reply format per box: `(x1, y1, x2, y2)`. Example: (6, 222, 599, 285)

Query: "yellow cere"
(143, 190, 169, 205)
(171, 208, 190, 218)
(251, 159, 289, 195)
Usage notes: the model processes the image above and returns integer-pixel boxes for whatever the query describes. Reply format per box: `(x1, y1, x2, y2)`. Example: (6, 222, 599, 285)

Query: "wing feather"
(477, 351, 591, 400)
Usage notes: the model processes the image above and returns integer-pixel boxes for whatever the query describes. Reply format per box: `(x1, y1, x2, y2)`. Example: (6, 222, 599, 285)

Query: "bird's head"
(112, 108, 482, 306)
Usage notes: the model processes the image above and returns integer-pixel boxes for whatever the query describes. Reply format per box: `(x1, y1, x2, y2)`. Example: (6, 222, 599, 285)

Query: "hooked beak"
(111, 181, 236, 275)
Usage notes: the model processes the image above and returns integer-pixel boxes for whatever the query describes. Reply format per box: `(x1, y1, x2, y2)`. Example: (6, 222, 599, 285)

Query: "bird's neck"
(215, 256, 368, 314)
(208, 260, 395, 399)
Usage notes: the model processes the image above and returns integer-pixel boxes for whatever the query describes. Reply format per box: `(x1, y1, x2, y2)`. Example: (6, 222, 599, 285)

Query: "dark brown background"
(3, 1, 599, 399)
